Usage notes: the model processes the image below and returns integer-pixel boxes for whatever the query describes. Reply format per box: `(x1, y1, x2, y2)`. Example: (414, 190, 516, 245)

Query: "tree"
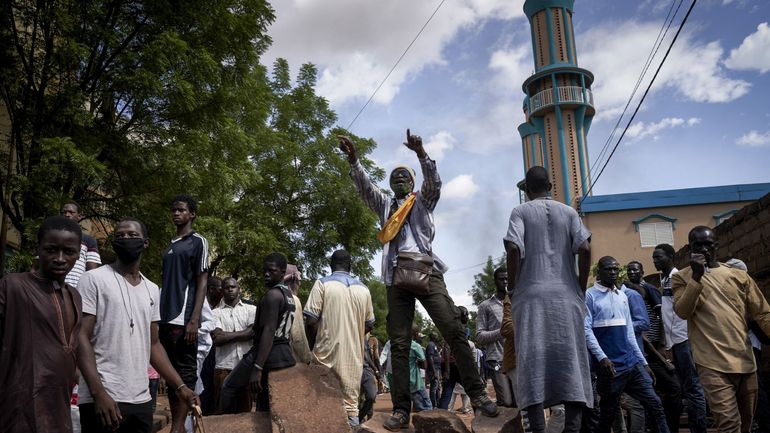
(366, 278, 388, 343)
(0, 0, 277, 270)
(198, 60, 383, 296)
(468, 255, 506, 306)
(0, 1, 385, 286)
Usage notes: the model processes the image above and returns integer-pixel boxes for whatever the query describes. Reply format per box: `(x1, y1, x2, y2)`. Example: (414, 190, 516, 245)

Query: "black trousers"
(647, 356, 682, 433)
(158, 324, 198, 408)
(387, 272, 485, 415)
(220, 349, 270, 413)
(79, 401, 153, 433)
(523, 401, 583, 433)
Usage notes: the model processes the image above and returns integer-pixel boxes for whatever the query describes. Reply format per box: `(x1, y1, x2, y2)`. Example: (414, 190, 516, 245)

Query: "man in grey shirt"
(77, 218, 197, 433)
(476, 267, 516, 407)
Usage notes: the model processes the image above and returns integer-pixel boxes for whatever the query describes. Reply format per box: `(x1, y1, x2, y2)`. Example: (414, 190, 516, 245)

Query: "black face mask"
(112, 237, 145, 263)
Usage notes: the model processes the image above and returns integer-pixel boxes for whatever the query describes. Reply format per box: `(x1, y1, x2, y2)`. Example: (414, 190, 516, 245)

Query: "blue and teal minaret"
(518, 0, 595, 208)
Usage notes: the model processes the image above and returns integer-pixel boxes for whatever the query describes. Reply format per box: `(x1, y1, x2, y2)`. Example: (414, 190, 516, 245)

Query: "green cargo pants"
(387, 272, 486, 415)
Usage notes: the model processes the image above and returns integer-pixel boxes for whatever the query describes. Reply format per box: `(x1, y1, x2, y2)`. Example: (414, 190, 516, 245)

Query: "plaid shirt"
(476, 295, 505, 362)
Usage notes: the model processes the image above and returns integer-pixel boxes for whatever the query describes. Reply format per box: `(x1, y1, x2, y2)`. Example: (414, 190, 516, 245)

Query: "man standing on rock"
(503, 166, 592, 433)
(339, 131, 498, 431)
(304, 249, 375, 426)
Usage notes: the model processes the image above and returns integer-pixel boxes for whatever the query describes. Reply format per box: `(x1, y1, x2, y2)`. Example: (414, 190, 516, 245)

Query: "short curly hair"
(170, 194, 198, 214)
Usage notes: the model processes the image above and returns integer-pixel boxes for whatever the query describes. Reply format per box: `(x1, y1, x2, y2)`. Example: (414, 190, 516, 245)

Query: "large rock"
(155, 412, 274, 433)
(471, 407, 523, 433)
(412, 410, 471, 433)
(269, 363, 350, 433)
(357, 412, 415, 433)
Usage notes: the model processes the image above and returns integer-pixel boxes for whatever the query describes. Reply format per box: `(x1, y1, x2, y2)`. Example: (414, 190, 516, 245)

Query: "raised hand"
(337, 135, 358, 163)
(690, 253, 707, 282)
(403, 128, 426, 158)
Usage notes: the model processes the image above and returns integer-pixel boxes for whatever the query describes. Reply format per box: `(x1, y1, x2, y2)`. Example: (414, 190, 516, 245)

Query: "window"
(713, 209, 738, 226)
(639, 222, 674, 248)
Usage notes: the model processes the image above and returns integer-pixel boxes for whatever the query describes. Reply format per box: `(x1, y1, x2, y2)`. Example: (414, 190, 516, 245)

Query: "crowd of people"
(0, 129, 769, 433)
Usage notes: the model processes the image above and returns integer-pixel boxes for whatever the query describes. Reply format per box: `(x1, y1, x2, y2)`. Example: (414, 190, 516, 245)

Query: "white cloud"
(442, 43, 532, 155)
(725, 22, 770, 74)
(423, 131, 456, 161)
(266, 0, 525, 106)
(578, 21, 751, 122)
(736, 130, 770, 147)
(626, 117, 701, 140)
(489, 45, 532, 92)
(443, 174, 479, 199)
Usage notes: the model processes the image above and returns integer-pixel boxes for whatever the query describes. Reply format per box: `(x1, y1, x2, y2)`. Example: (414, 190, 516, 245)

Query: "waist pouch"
(393, 251, 433, 296)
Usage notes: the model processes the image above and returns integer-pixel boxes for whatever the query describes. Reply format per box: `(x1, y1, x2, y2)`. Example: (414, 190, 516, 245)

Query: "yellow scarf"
(377, 193, 417, 244)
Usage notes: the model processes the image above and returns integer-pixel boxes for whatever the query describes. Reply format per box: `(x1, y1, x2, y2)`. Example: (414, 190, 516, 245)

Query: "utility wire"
(580, 0, 697, 206)
(589, 0, 683, 180)
(445, 255, 505, 275)
(345, 0, 448, 130)
(590, 0, 681, 177)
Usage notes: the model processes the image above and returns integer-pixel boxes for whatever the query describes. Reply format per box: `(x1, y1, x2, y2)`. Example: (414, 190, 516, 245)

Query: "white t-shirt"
(661, 267, 689, 349)
(77, 265, 161, 404)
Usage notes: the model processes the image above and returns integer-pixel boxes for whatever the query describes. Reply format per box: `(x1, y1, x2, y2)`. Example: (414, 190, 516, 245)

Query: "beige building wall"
(583, 201, 752, 274)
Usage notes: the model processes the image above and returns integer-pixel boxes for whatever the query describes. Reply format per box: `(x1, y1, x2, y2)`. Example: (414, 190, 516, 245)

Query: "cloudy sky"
(263, 0, 770, 309)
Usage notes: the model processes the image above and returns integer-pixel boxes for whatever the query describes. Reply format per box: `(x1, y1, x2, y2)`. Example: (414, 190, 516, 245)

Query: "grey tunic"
(503, 198, 593, 409)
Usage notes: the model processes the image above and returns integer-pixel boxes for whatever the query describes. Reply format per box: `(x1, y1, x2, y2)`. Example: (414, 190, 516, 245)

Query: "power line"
(445, 255, 505, 275)
(589, 0, 683, 181)
(581, 0, 697, 205)
(345, 0, 448, 130)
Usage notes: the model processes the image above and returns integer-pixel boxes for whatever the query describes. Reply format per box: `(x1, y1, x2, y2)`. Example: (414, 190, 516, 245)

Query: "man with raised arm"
(339, 130, 497, 431)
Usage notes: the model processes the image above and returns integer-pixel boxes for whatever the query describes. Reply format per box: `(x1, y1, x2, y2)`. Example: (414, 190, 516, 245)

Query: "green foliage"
(0, 1, 383, 288)
(467, 310, 478, 342)
(468, 255, 506, 306)
(364, 278, 389, 343)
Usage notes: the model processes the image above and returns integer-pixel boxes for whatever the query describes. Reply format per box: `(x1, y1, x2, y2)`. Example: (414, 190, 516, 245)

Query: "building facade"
(581, 183, 770, 275)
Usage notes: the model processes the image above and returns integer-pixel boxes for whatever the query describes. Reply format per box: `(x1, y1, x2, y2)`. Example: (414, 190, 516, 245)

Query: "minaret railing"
(528, 86, 592, 115)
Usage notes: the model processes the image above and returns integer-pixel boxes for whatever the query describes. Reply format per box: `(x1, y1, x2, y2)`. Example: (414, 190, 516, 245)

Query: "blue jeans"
(596, 364, 670, 433)
(672, 341, 708, 433)
(411, 388, 433, 412)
